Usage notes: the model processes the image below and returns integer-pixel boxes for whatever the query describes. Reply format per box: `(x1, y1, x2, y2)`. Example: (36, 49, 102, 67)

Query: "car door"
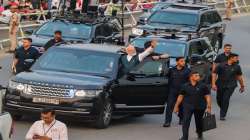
(209, 11, 225, 51)
(111, 58, 169, 107)
(188, 39, 212, 83)
(200, 11, 224, 50)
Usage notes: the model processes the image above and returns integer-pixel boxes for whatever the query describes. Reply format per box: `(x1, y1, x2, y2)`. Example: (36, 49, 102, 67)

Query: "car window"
(35, 21, 92, 39)
(95, 24, 113, 37)
(131, 38, 186, 57)
(148, 11, 198, 26)
(212, 11, 222, 23)
(201, 11, 221, 26)
(130, 60, 164, 77)
(32, 48, 118, 77)
(189, 41, 208, 56)
(200, 12, 211, 26)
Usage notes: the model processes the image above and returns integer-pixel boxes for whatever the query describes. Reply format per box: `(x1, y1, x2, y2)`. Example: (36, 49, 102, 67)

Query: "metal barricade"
(0, 9, 59, 50)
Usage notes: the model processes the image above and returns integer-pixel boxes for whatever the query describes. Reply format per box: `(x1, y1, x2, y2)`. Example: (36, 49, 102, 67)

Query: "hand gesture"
(239, 86, 245, 93)
(211, 84, 217, 91)
(173, 106, 179, 114)
(205, 107, 211, 114)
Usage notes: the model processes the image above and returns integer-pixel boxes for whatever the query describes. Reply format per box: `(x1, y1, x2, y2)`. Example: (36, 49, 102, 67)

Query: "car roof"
(56, 43, 123, 54)
(162, 3, 213, 14)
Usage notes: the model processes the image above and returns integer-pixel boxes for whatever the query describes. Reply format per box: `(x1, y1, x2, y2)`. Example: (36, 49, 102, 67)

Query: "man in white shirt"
(120, 40, 157, 75)
(26, 108, 68, 140)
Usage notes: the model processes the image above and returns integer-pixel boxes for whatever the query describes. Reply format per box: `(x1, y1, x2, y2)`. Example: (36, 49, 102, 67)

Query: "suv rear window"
(148, 11, 198, 26)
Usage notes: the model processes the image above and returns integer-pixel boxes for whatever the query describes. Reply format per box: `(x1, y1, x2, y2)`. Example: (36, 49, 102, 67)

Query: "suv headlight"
(132, 28, 143, 36)
(75, 90, 101, 98)
(9, 81, 25, 91)
(8, 81, 32, 94)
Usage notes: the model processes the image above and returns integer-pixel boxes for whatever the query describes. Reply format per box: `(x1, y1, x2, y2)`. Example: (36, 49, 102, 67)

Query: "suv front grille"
(30, 85, 72, 98)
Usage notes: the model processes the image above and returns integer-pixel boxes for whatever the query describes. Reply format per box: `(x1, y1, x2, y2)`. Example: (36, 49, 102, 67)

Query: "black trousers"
(182, 107, 205, 140)
(216, 87, 235, 117)
(165, 89, 183, 123)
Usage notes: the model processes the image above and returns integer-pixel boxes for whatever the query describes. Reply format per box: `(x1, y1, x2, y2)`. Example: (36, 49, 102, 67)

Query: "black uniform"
(165, 66, 191, 124)
(214, 62, 242, 118)
(14, 46, 39, 73)
(214, 53, 230, 64)
(180, 82, 210, 140)
(43, 38, 64, 51)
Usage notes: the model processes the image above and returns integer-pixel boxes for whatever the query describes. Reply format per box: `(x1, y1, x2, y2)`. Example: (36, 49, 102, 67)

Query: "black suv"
(24, 14, 123, 54)
(130, 34, 217, 82)
(3, 43, 170, 128)
(131, 3, 226, 52)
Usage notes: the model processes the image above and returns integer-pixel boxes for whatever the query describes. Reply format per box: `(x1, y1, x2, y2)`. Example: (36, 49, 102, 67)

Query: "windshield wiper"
(149, 21, 175, 25)
(89, 74, 111, 79)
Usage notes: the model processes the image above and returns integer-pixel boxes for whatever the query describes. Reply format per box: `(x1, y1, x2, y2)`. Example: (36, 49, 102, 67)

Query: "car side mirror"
(190, 54, 203, 65)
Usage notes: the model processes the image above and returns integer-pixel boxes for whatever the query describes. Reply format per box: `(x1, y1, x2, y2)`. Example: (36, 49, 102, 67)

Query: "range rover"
(3, 43, 170, 128)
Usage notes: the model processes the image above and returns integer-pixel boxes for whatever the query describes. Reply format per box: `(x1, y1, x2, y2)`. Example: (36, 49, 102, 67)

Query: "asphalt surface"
(0, 14, 250, 140)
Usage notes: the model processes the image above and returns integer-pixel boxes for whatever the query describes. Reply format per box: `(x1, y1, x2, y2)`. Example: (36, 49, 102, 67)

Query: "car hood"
(29, 35, 90, 47)
(138, 23, 197, 33)
(12, 70, 112, 89)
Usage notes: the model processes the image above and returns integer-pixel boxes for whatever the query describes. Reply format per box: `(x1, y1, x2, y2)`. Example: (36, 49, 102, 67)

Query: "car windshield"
(151, 3, 169, 12)
(35, 21, 92, 39)
(32, 48, 118, 77)
(148, 11, 198, 26)
(131, 38, 186, 57)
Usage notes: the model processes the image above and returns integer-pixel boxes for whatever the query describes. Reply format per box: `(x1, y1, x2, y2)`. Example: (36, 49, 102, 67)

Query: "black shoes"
(197, 133, 203, 140)
(224, 18, 232, 21)
(163, 122, 171, 127)
(220, 117, 226, 121)
(179, 137, 184, 140)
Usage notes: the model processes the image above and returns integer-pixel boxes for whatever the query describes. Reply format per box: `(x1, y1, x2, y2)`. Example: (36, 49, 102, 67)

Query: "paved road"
(0, 15, 250, 140)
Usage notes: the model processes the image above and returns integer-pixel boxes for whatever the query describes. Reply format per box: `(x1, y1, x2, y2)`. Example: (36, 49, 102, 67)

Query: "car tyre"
(95, 98, 113, 129)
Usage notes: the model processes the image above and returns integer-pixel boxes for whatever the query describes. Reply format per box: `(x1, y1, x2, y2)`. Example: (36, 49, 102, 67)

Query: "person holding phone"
(25, 108, 68, 140)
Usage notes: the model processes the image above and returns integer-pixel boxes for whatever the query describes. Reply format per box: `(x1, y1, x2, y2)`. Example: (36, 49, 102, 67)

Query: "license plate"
(33, 97, 59, 105)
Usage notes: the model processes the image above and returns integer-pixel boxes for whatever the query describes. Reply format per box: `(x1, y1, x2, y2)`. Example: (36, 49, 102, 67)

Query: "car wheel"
(95, 98, 113, 129)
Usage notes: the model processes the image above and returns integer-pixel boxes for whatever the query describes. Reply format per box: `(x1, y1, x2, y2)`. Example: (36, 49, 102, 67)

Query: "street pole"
(121, 0, 125, 45)
(61, 0, 66, 16)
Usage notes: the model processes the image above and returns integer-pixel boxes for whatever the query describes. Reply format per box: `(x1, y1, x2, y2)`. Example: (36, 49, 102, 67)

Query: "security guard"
(212, 53, 245, 120)
(8, 5, 19, 53)
(212, 44, 232, 72)
(12, 38, 40, 74)
(163, 57, 190, 127)
(174, 71, 212, 140)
